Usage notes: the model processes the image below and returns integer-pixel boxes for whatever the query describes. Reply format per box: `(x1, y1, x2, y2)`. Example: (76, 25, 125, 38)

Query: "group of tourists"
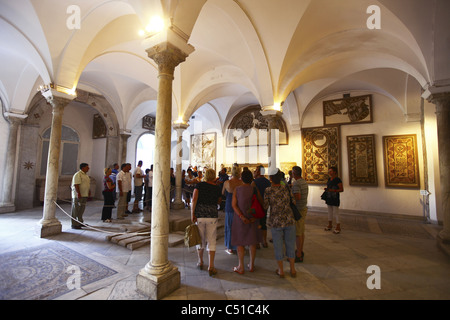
(69, 160, 343, 280)
(189, 163, 344, 278)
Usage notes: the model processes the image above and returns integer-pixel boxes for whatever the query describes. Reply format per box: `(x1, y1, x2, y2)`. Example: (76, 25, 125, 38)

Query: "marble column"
(36, 90, 75, 238)
(425, 91, 450, 253)
(119, 131, 131, 166)
(137, 32, 194, 299)
(0, 113, 27, 213)
(172, 123, 189, 210)
(261, 109, 282, 175)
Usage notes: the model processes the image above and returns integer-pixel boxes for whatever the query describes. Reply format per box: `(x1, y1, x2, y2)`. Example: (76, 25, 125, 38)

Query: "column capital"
(40, 86, 76, 109)
(143, 28, 195, 75)
(3, 112, 28, 124)
(146, 43, 190, 75)
(422, 84, 450, 104)
(261, 108, 283, 119)
(172, 121, 189, 131)
(429, 92, 450, 105)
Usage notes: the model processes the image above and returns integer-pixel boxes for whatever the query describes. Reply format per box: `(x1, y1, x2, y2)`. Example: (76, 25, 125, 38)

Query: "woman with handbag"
(101, 167, 115, 222)
(264, 170, 297, 278)
(231, 169, 263, 274)
(191, 168, 222, 276)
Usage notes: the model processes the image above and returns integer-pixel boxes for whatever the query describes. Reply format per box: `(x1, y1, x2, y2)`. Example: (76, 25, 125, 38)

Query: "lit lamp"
(38, 84, 53, 100)
(139, 15, 168, 38)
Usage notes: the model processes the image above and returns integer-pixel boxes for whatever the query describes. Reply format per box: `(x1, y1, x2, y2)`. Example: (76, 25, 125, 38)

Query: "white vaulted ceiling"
(0, 0, 449, 132)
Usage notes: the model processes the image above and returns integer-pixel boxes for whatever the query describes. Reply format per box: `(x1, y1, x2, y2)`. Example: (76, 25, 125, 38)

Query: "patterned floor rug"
(0, 242, 117, 300)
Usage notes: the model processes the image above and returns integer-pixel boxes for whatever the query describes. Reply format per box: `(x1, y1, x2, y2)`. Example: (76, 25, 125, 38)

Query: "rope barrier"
(53, 201, 151, 236)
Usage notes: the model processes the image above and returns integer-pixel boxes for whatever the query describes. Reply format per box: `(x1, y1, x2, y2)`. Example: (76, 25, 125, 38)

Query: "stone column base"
(437, 230, 450, 258)
(35, 221, 62, 238)
(136, 266, 180, 300)
(0, 203, 15, 214)
(171, 201, 185, 210)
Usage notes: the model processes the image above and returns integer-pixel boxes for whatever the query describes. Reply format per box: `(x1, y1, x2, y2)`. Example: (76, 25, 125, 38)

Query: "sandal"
(324, 226, 332, 231)
(333, 229, 341, 234)
(275, 270, 285, 278)
(208, 268, 217, 277)
(233, 266, 244, 275)
(197, 263, 204, 270)
(247, 264, 255, 272)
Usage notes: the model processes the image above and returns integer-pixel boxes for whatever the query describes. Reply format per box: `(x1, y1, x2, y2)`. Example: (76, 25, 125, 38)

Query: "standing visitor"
(191, 169, 222, 276)
(132, 160, 144, 213)
(231, 169, 262, 274)
(264, 170, 297, 278)
(184, 168, 196, 209)
(291, 166, 308, 262)
(222, 165, 243, 254)
(324, 166, 344, 234)
(101, 167, 115, 222)
(71, 163, 91, 229)
(252, 165, 271, 248)
(117, 163, 132, 219)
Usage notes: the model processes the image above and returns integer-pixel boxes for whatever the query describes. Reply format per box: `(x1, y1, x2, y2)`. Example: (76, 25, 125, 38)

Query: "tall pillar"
(172, 122, 189, 210)
(0, 113, 27, 213)
(424, 88, 450, 255)
(261, 109, 282, 175)
(36, 88, 75, 238)
(137, 29, 194, 300)
(119, 131, 131, 165)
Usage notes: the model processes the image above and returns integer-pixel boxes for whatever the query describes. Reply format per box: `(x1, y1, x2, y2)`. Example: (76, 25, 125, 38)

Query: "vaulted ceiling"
(1, 0, 449, 133)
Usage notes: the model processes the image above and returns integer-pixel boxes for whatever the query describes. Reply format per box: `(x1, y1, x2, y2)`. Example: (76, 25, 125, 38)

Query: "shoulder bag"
(286, 185, 302, 221)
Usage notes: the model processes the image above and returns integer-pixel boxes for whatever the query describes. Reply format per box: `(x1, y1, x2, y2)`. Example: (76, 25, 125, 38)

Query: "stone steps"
(106, 211, 225, 250)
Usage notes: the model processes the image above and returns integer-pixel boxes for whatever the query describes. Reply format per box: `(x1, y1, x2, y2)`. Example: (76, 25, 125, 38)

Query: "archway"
(136, 133, 155, 167)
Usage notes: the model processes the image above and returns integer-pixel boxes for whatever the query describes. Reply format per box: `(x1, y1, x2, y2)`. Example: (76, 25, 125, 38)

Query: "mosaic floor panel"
(0, 242, 117, 300)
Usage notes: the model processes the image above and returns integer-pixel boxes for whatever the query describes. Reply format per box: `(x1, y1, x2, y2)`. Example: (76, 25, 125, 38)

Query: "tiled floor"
(0, 200, 449, 301)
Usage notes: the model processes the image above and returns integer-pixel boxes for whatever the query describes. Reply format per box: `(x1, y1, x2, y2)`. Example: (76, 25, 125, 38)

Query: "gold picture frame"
(383, 134, 420, 189)
(347, 134, 378, 186)
(302, 126, 340, 184)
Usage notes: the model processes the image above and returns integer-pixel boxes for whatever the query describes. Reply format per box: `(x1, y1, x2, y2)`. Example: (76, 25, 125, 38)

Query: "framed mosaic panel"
(190, 133, 216, 171)
(383, 134, 420, 188)
(302, 126, 340, 184)
(347, 134, 378, 186)
(226, 105, 288, 147)
(323, 94, 373, 126)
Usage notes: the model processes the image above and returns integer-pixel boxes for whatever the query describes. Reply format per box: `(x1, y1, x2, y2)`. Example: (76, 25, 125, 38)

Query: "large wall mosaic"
(226, 105, 288, 147)
(302, 126, 340, 184)
(347, 134, 378, 186)
(383, 134, 420, 188)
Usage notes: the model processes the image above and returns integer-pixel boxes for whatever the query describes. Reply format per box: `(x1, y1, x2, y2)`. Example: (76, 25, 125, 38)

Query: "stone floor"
(0, 200, 449, 301)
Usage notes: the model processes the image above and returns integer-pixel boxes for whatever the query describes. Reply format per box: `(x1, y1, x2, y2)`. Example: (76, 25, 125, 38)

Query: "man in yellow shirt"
(71, 163, 91, 229)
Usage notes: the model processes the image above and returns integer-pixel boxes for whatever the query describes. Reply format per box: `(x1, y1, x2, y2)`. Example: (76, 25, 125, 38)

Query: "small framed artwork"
(323, 94, 373, 126)
(302, 126, 340, 184)
(383, 134, 420, 189)
(347, 134, 378, 186)
(190, 132, 217, 171)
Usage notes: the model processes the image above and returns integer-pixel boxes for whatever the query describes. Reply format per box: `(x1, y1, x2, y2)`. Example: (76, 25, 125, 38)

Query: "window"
(40, 126, 80, 176)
